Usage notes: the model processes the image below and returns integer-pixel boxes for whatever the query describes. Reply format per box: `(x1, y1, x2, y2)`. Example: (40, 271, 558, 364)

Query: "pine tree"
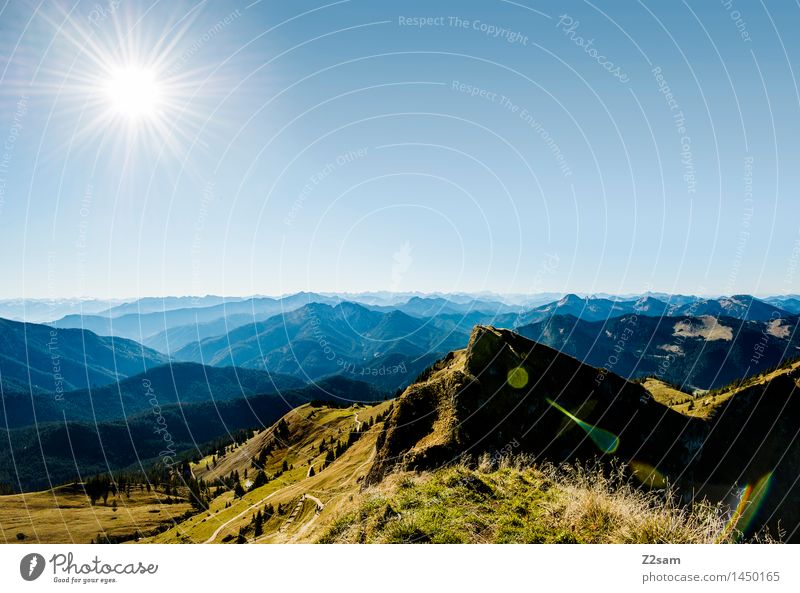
(254, 510, 263, 537)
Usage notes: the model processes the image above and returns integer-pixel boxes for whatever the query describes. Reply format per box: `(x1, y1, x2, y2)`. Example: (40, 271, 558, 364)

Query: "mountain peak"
(557, 293, 585, 306)
(368, 326, 696, 484)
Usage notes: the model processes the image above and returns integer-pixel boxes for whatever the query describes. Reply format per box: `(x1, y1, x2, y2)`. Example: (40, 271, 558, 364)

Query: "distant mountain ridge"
(174, 302, 468, 390)
(6, 292, 798, 396)
(49, 292, 342, 347)
(0, 317, 166, 393)
(518, 313, 800, 390)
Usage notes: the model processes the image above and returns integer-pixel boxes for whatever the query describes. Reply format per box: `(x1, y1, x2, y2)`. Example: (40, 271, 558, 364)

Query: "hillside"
(368, 325, 703, 482)
(0, 376, 385, 491)
(0, 317, 167, 393)
(365, 326, 799, 541)
(0, 482, 192, 544)
(0, 363, 304, 428)
(318, 461, 730, 543)
(148, 399, 393, 543)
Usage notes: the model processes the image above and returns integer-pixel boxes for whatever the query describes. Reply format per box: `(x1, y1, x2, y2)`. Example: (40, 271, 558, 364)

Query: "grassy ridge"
(319, 458, 738, 544)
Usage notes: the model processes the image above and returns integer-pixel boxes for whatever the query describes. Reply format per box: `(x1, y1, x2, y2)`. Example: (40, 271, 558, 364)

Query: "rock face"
(368, 326, 704, 483)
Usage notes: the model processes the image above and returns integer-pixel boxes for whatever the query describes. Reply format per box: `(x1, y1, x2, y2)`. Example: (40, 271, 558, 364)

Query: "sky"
(0, 0, 799, 299)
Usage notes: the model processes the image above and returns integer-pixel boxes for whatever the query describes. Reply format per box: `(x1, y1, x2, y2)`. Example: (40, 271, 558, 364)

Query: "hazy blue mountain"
(503, 293, 664, 327)
(666, 294, 790, 321)
(763, 296, 800, 315)
(0, 298, 123, 323)
(0, 317, 167, 393)
(141, 314, 258, 353)
(493, 294, 791, 328)
(97, 295, 243, 317)
(0, 362, 305, 429)
(174, 302, 471, 388)
(372, 296, 518, 317)
(50, 292, 339, 347)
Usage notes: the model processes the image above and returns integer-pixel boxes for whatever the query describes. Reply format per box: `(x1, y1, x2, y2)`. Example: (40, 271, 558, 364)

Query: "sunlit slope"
(149, 400, 392, 543)
(0, 483, 192, 544)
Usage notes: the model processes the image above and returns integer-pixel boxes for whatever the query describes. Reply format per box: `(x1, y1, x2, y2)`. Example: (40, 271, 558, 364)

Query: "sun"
(104, 66, 161, 120)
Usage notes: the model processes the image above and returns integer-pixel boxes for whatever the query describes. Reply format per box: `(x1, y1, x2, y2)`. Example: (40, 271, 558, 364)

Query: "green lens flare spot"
(507, 367, 529, 389)
(545, 397, 620, 454)
(630, 461, 667, 488)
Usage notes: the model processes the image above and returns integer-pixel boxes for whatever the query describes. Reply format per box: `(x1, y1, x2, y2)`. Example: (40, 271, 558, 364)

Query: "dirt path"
(202, 484, 297, 544)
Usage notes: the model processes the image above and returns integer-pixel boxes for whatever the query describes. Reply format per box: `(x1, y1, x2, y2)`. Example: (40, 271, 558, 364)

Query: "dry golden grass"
(0, 483, 192, 544)
(642, 378, 692, 407)
(317, 455, 738, 544)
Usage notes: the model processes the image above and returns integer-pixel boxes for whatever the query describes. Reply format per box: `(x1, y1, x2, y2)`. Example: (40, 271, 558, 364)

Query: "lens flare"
(507, 367, 529, 389)
(630, 461, 667, 488)
(545, 397, 620, 453)
(718, 473, 773, 542)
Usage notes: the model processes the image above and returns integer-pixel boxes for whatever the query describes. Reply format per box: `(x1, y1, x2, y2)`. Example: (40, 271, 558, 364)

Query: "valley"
(1, 292, 799, 544)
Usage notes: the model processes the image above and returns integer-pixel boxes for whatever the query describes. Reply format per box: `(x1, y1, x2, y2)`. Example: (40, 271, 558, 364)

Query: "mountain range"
(368, 325, 800, 540)
(518, 313, 800, 390)
(173, 302, 467, 390)
(0, 317, 166, 393)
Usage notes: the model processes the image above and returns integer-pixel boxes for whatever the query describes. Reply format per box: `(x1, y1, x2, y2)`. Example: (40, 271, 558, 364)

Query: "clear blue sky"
(1, 0, 798, 298)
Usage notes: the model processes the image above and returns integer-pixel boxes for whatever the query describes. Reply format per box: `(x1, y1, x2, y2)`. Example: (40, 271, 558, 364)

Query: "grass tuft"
(317, 456, 750, 544)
